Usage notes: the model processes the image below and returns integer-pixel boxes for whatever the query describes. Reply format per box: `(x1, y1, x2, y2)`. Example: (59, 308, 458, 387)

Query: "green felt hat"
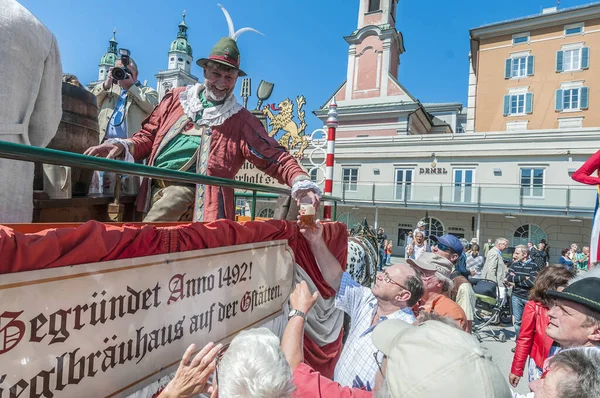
(197, 37, 246, 76)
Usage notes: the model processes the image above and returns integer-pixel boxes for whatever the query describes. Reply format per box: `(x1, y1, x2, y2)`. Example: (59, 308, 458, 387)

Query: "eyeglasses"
(432, 241, 455, 254)
(373, 351, 385, 377)
(215, 343, 230, 387)
(382, 271, 409, 291)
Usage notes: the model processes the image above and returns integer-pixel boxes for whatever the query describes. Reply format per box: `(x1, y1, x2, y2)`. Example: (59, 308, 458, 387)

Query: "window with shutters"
(512, 57, 527, 77)
(564, 49, 581, 71)
(563, 88, 580, 110)
(557, 46, 589, 72)
(503, 91, 533, 116)
(505, 53, 534, 79)
(511, 94, 526, 114)
(555, 83, 589, 112)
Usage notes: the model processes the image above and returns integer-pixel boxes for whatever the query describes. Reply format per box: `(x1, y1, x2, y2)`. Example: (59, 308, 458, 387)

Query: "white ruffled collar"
(179, 83, 243, 127)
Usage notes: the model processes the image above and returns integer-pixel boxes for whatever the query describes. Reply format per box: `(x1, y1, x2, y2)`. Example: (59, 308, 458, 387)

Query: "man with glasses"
(299, 220, 424, 390)
(407, 252, 469, 332)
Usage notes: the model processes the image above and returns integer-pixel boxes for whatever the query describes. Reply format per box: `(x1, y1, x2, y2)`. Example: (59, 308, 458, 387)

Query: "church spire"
(108, 28, 118, 54)
(177, 11, 188, 39)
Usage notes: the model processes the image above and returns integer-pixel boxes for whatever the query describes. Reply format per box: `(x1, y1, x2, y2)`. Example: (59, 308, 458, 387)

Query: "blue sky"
(19, 0, 595, 132)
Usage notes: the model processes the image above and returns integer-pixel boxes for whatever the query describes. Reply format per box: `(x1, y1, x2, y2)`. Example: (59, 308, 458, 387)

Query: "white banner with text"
(0, 240, 294, 397)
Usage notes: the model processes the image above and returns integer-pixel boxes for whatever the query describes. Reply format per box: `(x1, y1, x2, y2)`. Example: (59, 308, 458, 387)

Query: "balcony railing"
(335, 181, 597, 217)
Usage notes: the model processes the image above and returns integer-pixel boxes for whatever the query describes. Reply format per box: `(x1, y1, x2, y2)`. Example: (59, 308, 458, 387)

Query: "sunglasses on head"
(433, 241, 455, 254)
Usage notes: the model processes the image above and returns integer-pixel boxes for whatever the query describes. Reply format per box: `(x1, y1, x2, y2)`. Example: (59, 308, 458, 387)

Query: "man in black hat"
(545, 269, 600, 349)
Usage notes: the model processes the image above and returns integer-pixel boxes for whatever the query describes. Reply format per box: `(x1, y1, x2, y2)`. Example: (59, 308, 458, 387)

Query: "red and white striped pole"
(323, 98, 338, 221)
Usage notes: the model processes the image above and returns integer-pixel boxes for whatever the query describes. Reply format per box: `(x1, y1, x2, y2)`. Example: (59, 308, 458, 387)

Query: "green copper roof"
(170, 37, 193, 56)
(99, 30, 118, 66)
(169, 12, 192, 56)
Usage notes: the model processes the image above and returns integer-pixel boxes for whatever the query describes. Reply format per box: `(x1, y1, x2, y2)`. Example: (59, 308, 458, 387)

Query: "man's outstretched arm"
(299, 220, 343, 292)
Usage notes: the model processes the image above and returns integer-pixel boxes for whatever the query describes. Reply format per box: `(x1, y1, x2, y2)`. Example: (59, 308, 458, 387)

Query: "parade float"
(0, 74, 349, 398)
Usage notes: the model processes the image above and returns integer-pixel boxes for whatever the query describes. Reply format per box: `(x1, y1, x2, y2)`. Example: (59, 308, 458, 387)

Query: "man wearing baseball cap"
(545, 269, 600, 350)
(430, 234, 463, 264)
(407, 252, 469, 332)
(371, 319, 512, 397)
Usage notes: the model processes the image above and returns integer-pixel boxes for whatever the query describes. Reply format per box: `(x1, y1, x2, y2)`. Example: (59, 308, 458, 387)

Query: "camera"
(112, 48, 132, 81)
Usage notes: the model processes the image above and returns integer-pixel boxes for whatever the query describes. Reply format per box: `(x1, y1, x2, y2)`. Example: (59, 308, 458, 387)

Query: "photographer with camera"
(91, 49, 158, 141)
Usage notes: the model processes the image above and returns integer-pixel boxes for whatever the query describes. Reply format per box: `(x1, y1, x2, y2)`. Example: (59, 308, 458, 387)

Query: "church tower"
(98, 30, 118, 81)
(156, 11, 198, 100)
(315, 0, 454, 137)
(343, 0, 405, 102)
(88, 30, 118, 90)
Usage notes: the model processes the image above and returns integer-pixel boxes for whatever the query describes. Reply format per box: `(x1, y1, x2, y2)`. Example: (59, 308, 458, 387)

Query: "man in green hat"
(85, 8, 320, 222)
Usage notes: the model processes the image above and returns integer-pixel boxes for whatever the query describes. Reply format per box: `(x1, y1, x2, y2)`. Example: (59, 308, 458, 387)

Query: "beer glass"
(299, 196, 316, 228)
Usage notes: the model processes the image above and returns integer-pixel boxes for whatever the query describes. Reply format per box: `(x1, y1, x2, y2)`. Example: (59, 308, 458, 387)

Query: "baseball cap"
(372, 319, 512, 398)
(406, 252, 453, 278)
(430, 234, 464, 255)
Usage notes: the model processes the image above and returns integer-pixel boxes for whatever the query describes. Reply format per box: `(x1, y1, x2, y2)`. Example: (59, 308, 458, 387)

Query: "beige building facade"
(256, 2, 600, 262)
(470, 4, 600, 132)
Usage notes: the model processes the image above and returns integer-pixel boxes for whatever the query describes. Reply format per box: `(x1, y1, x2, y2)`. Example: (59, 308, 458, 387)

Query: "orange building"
(469, 4, 600, 132)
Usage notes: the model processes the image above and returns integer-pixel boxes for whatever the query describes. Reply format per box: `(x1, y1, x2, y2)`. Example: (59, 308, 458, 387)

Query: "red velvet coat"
(129, 87, 307, 220)
(572, 149, 600, 185)
(510, 301, 554, 376)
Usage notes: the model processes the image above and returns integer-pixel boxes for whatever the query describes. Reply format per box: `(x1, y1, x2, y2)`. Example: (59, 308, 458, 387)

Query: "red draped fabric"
(0, 219, 347, 378)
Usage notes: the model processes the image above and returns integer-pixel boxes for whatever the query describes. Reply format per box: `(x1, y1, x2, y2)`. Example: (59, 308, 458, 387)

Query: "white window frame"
(512, 32, 530, 45)
(563, 88, 581, 111)
(342, 168, 359, 192)
(508, 93, 527, 116)
(560, 81, 585, 112)
(565, 22, 584, 36)
(394, 168, 414, 201)
(452, 168, 476, 203)
(561, 43, 584, 72)
(520, 168, 545, 199)
(511, 56, 528, 78)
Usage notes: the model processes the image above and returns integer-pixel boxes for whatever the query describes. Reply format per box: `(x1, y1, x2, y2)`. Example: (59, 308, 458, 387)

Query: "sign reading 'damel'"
(0, 241, 294, 398)
(419, 167, 448, 175)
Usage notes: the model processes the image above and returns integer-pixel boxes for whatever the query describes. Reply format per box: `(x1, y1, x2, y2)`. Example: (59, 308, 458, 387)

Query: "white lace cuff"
(106, 138, 134, 163)
(291, 180, 322, 200)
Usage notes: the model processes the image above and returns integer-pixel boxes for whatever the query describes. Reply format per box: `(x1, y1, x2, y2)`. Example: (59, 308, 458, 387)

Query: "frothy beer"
(300, 204, 316, 227)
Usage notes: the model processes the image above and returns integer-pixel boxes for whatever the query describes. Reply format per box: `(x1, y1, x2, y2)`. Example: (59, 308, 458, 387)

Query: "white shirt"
(333, 272, 416, 390)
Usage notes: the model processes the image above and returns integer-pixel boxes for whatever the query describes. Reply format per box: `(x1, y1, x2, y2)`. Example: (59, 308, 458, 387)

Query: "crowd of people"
(2, 1, 599, 396)
(155, 220, 600, 397)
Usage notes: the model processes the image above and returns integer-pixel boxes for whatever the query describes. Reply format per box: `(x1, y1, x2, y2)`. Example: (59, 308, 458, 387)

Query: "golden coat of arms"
(262, 95, 309, 159)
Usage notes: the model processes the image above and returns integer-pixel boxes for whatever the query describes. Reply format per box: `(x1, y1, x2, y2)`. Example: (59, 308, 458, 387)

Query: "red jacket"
(129, 87, 307, 220)
(510, 301, 554, 376)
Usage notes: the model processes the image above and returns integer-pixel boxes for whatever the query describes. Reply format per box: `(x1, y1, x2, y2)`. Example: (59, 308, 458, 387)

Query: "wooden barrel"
(34, 83, 100, 195)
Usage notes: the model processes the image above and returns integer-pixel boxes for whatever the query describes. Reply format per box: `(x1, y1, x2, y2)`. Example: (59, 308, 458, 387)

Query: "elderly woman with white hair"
(512, 347, 600, 397)
(158, 326, 296, 398)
